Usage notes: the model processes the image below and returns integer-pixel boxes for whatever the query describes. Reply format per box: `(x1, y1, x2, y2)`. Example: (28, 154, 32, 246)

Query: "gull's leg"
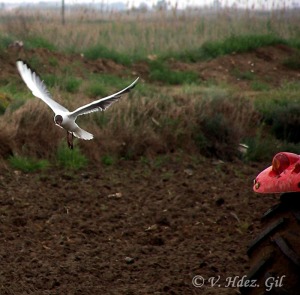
(67, 131, 73, 150)
(71, 133, 74, 149)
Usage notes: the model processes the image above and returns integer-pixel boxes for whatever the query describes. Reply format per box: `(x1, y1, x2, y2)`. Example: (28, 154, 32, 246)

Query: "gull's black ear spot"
(54, 115, 63, 125)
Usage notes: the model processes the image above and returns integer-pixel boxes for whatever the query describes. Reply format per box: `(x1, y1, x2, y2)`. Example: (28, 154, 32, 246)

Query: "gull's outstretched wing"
(16, 60, 68, 113)
(69, 77, 139, 119)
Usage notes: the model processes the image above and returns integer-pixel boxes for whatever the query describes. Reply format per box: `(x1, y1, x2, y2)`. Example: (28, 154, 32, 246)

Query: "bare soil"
(0, 158, 278, 295)
(0, 45, 299, 294)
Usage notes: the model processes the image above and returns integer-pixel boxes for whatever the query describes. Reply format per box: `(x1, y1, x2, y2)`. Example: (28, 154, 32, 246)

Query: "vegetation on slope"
(1, 7, 300, 170)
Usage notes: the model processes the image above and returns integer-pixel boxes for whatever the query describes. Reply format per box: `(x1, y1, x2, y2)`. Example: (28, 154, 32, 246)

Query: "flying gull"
(16, 60, 139, 149)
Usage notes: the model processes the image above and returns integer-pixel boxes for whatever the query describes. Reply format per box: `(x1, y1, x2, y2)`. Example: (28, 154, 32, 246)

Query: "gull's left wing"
(16, 60, 69, 113)
(69, 77, 139, 119)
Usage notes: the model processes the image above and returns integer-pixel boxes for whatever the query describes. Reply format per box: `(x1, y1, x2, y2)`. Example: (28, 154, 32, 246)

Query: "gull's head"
(54, 115, 63, 126)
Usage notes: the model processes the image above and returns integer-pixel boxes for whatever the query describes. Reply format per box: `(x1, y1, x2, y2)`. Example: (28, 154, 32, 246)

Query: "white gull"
(16, 60, 139, 149)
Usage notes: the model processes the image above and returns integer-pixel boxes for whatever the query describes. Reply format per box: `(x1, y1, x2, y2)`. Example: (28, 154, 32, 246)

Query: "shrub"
(192, 93, 259, 160)
(244, 132, 300, 162)
(193, 113, 239, 160)
(271, 104, 300, 143)
(256, 95, 300, 143)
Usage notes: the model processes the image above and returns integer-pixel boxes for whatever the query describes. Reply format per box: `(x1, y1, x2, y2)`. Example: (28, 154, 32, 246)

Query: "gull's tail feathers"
(73, 127, 93, 140)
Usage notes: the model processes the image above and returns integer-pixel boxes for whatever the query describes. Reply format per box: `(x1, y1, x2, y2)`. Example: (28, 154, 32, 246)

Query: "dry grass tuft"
(0, 126, 13, 159)
(0, 100, 63, 158)
(0, 87, 259, 163)
(195, 93, 260, 159)
(77, 91, 259, 161)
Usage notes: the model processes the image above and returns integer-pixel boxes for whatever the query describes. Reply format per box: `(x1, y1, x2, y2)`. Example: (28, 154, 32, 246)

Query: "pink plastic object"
(253, 152, 300, 194)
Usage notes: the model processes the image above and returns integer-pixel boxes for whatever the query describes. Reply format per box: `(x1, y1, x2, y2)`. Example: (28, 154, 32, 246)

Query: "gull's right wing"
(69, 77, 139, 119)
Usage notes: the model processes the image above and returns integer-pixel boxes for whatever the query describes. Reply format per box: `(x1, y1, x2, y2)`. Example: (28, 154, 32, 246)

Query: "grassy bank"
(0, 7, 300, 172)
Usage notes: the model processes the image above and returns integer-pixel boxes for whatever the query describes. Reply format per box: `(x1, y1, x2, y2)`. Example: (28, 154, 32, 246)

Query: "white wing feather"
(16, 60, 68, 113)
(69, 77, 139, 119)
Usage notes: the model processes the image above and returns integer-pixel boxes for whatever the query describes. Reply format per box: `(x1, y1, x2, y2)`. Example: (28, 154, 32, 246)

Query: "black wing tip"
(16, 59, 27, 69)
(129, 77, 139, 89)
(16, 59, 42, 78)
(16, 59, 31, 69)
(122, 77, 139, 94)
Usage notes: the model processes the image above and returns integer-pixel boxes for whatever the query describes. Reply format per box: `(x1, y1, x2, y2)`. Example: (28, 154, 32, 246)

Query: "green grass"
(200, 85, 230, 100)
(153, 155, 171, 168)
(0, 92, 11, 114)
(149, 61, 198, 85)
(64, 77, 81, 93)
(43, 74, 81, 93)
(25, 35, 57, 51)
(83, 44, 132, 65)
(201, 34, 286, 58)
(282, 52, 300, 70)
(269, 103, 300, 143)
(250, 81, 270, 91)
(244, 131, 300, 162)
(86, 82, 107, 98)
(0, 79, 26, 96)
(86, 74, 133, 98)
(8, 155, 49, 173)
(27, 55, 42, 70)
(48, 56, 59, 67)
(93, 113, 110, 128)
(0, 79, 33, 112)
(1, 17, 300, 164)
(43, 74, 58, 88)
(255, 83, 300, 118)
(101, 155, 115, 166)
(254, 83, 300, 143)
(280, 81, 300, 91)
(56, 143, 88, 170)
(169, 34, 287, 62)
(0, 34, 14, 52)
